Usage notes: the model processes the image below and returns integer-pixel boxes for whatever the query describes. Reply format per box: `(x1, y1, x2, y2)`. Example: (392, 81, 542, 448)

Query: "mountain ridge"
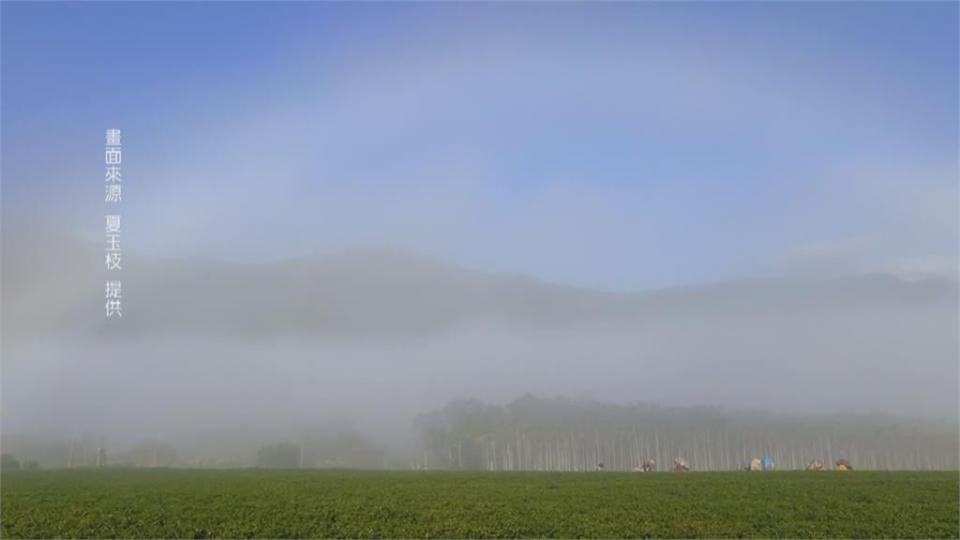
(3, 232, 956, 340)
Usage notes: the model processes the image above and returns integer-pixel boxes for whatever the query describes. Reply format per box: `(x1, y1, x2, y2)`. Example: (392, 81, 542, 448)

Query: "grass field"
(1, 469, 957, 538)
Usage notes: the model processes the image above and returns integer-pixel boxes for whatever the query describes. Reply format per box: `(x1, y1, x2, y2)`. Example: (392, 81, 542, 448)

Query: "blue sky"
(2, 2, 957, 291)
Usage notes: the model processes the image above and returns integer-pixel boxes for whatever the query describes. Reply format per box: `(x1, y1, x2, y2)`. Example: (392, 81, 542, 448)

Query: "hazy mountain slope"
(3, 231, 956, 340)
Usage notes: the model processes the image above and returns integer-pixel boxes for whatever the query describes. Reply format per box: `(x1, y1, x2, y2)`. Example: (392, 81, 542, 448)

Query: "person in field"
(633, 458, 656, 472)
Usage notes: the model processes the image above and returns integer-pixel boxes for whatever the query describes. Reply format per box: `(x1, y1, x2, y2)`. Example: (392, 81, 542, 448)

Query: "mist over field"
(2, 228, 957, 468)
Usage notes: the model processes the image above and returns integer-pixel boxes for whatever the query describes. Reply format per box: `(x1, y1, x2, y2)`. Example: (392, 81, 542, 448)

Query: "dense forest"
(414, 396, 959, 471)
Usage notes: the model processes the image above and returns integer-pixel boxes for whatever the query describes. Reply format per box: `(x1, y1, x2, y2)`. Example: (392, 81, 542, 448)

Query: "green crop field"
(1, 469, 957, 538)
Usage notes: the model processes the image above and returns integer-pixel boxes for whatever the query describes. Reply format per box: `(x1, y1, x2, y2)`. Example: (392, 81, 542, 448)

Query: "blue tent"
(762, 455, 775, 471)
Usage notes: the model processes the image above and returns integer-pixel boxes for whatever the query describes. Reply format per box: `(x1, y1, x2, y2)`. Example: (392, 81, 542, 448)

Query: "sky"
(2, 1, 958, 291)
(2, 3, 958, 453)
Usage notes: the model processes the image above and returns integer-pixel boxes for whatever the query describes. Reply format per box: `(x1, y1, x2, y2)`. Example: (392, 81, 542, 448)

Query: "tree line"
(414, 395, 959, 471)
